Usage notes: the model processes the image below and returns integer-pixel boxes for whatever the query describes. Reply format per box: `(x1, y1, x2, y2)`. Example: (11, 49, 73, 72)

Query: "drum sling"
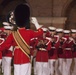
(13, 30, 30, 58)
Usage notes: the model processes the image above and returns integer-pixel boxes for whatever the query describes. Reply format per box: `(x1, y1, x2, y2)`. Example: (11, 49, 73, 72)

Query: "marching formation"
(30, 25, 76, 75)
(0, 3, 76, 75)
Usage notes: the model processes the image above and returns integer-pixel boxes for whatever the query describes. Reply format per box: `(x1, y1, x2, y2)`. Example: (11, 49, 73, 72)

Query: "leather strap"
(13, 30, 30, 58)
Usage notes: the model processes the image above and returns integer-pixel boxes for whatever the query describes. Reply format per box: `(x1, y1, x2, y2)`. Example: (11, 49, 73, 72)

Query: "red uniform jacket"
(0, 38, 5, 59)
(58, 37, 67, 58)
(63, 37, 73, 58)
(1, 33, 13, 57)
(0, 28, 43, 64)
(2, 46, 13, 57)
(48, 35, 60, 59)
(0, 28, 5, 59)
(72, 39, 76, 57)
(35, 37, 51, 62)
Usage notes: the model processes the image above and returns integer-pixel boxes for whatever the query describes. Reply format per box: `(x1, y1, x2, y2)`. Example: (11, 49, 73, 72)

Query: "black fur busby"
(14, 3, 30, 28)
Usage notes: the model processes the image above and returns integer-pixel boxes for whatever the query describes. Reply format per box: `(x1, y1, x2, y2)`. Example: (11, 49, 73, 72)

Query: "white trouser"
(72, 58, 76, 75)
(35, 62, 49, 75)
(48, 59, 59, 75)
(0, 59, 2, 65)
(62, 58, 72, 75)
(14, 63, 31, 75)
(2, 57, 12, 75)
(58, 58, 64, 75)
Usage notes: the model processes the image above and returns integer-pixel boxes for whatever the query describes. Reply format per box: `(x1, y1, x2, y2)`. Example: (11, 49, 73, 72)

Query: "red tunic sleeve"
(0, 33, 14, 51)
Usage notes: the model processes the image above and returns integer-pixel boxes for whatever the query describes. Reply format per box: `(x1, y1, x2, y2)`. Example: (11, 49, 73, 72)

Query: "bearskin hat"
(14, 3, 30, 28)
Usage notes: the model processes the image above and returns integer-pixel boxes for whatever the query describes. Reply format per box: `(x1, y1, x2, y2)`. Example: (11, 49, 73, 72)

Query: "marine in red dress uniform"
(55, 28, 67, 75)
(62, 30, 73, 75)
(34, 28, 51, 75)
(47, 26, 60, 75)
(0, 25, 13, 75)
(71, 29, 76, 75)
(1, 30, 13, 58)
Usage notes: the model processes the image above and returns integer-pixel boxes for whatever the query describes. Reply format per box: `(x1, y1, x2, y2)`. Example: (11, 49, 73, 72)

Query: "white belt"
(51, 47, 56, 49)
(65, 48, 71, 50)
(39, 48, 47, 51)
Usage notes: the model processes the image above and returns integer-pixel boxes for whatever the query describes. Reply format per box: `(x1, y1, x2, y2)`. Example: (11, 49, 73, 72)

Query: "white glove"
(31, 17, 43, 29)
(3, 22, 10, 26)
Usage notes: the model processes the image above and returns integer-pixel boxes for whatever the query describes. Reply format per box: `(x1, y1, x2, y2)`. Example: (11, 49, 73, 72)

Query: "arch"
(65, 0, 76, 17)
(61, 0, 73, 17)
(0, 0, 28, 21)
(61, 0, 76, 29)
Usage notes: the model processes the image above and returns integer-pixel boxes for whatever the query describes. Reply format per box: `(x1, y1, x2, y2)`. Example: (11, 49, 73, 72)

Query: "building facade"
(0, 0, 76, 29)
